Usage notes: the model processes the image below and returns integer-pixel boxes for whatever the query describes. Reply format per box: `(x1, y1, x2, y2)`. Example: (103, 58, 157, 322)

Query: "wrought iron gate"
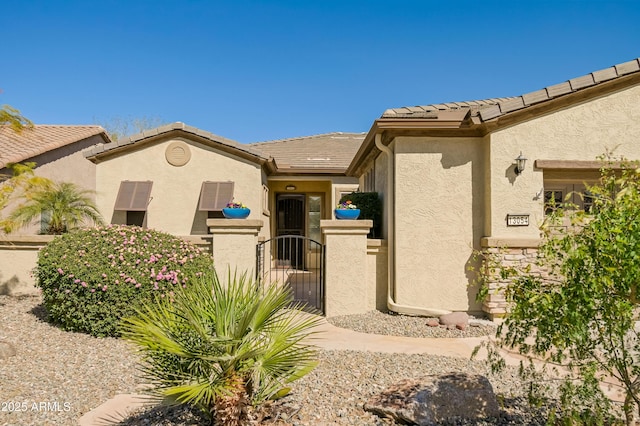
(256, 235, 325, 314)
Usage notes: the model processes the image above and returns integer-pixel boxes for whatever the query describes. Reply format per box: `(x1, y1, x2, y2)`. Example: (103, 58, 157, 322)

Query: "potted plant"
(222, 201, 251, 219)
(334, 200, 360, 220)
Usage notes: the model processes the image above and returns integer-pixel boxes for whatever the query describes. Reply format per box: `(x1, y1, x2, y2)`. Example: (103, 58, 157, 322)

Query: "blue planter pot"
(335, 208, 360, 220)
(222, 207, 250, 219)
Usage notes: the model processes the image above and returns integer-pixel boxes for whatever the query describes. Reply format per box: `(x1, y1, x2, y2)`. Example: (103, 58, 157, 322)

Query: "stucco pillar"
(321, 220, 373, 317)
(207, 219, 263, 278)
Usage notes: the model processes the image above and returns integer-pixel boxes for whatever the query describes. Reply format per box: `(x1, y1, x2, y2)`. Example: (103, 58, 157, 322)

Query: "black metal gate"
(256, 235, 325, 314)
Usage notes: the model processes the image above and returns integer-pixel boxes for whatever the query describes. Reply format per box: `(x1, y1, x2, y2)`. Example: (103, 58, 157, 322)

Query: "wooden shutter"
(198, 181, 234, 211)
(114, 181, 153, 211)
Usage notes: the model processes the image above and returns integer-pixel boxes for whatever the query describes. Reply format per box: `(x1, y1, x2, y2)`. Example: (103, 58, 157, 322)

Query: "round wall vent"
(165, 141, 191, 166)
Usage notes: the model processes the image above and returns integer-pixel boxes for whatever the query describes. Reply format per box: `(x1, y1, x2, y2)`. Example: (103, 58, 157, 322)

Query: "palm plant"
(6, 181, 104, 234)
(120, 270, 321, 426)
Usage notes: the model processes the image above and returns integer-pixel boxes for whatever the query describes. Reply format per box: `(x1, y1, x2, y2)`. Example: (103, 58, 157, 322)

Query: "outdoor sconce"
(515, 152, 527, 175)
(285, 185, 297, 191)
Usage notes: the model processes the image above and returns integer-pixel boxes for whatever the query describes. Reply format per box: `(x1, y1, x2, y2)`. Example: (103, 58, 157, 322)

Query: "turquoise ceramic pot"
(335, 209, 360, 220)
(222, 207, 250, 219)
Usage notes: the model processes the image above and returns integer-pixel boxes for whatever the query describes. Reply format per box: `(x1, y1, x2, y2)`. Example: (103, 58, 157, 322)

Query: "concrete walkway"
(74, 319, 562, 425)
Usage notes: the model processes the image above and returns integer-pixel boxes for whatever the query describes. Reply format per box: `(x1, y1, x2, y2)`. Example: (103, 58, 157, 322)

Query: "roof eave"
(346, 114, 478, 176)
(85, 124, 269, 165)
(271, 167, 349, 176)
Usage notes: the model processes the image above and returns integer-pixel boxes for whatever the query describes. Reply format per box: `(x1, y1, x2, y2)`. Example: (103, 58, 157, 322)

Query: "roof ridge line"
(250, 131, 366, 146)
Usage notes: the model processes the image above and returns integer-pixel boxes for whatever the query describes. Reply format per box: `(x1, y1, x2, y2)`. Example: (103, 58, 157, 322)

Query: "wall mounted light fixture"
(515, 152, 527, 175)
(285, 185, 297, 191)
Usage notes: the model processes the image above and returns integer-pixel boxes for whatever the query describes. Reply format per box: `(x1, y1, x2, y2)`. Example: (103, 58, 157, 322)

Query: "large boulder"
(439, 312, 469, 327)
(364, 373, 500, 425)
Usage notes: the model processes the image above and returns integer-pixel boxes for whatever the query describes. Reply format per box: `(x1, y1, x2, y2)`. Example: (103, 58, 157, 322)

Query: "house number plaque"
(506, 214, 529, 227)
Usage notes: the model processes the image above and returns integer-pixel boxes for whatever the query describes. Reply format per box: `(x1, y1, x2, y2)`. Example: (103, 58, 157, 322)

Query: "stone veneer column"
(321, 220, 373, 317)
(480, 237, 541, 320)
(207, 219, 263, 278)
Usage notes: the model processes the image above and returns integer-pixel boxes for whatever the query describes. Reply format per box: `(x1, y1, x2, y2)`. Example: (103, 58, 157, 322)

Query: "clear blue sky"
(2, 1, 639, 143)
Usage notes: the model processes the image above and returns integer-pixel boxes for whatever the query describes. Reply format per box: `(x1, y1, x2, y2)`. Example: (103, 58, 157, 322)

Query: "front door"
(276, 194, 305, 268)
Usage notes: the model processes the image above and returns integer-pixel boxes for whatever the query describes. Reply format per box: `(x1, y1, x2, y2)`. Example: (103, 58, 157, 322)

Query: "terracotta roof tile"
(84, 122, 267, 161)
(382, 57, 640, 123)
(569, 74, 596, 91)
(0, 125, 106, 169)
(249, 132, 365, 172)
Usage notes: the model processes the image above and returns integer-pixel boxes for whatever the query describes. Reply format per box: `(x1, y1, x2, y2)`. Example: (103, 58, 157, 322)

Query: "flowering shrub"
(225, 201, 247, 208)
(335, 200, 357, 210)
(35, 225, 213, 337)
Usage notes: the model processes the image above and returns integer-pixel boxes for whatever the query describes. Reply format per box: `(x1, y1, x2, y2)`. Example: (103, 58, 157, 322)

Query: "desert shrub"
(476, 156, 640, 425)
(35, 225, 213, 337)
(121, 270, 321, 425)
(339, 192, 382, 238)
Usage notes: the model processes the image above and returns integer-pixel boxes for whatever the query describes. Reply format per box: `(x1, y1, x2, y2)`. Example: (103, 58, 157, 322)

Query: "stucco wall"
(489, 83, 640, 239)
(374, 152, 389, 239)
(95, 137, 267, 236)
(0, 236, 54, 295)
(2, 136, 100, 235)
(367, 239, 388, 311)
(393, 136, 484, 312)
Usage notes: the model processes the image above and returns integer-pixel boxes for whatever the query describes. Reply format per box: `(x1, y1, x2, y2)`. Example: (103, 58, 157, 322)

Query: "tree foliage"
(96, 115, 166, 141)
(0, 104, 32, 132)
(481, 156, 640, 424)
(339, 192, 382, 238)
(121, 270, 321, 425)
(3, 181, 104, 234)
(0, 163, 53, 234)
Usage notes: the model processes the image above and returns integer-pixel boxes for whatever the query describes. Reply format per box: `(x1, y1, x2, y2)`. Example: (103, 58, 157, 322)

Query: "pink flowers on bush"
(35, 225, 213, 337)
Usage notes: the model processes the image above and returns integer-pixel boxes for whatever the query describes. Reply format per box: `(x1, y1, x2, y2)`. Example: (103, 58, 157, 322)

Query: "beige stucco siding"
(95, 137, 265, 236)
(374, 152, 389, 239)
(489, 83, 640, 238)
(3, 136, 100, 235)
(393, 136, 484, 312)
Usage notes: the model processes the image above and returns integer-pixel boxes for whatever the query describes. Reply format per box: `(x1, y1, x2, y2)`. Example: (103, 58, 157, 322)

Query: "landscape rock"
(0, 341, 17, 359)
(426, 319, 440, 327)
(364, 373, 500, 425)
(439, 311, 469, 327)
(456, 323, 466, 331)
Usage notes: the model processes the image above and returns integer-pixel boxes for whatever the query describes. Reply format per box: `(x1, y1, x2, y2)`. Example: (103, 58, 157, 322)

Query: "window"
(307, 195, 322, 242)
(544, 182, 595, 214)
(114, 181, 153, 227)
(114, 181, 153, 211)
(198, 181, 234, 211)
(262, 184, 270, 215)
(126, 211, 146, 227)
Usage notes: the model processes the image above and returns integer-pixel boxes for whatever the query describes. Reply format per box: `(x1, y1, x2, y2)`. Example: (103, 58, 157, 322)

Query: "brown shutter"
(114, 181, 153, 211)
(198, 181, 234, 211)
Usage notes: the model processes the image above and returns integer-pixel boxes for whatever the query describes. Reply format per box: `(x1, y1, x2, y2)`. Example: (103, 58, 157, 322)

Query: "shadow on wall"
(0, 273, 21, 296)
(0, 272, 38, 296)
(464, 251, 483, 316)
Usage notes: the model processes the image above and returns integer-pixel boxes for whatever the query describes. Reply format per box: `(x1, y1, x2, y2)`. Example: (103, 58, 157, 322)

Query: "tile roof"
(0, 125, 107, 169)
(250, 132, 366, 172)
(84, 122, 267, 161)
(382, 58, 640, 122)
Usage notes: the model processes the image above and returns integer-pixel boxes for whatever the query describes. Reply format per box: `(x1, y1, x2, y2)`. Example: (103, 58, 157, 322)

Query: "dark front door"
(276, 194, 305, 268)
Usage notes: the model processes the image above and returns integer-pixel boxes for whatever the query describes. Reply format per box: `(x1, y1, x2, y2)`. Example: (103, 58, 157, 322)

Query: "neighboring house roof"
(250, 132, 365, 174)
(84, 122, 270, 165)
(382, 58, 640, 122)
(0, 125, 108, 170)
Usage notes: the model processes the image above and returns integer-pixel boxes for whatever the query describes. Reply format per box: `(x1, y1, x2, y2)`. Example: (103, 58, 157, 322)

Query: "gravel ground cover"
(1, 295, 549, 426)
(0, 295, 143, 426)
(327, 310, 497, 338)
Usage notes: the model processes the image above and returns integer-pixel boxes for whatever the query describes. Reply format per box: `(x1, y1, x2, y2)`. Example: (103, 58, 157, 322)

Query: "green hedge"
(35, 225, 213, 337)
(339, 192, 382, 238)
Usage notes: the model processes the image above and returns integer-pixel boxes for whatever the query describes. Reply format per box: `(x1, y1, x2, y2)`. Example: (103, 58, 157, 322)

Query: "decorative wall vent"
(165, 141, 191, 166)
